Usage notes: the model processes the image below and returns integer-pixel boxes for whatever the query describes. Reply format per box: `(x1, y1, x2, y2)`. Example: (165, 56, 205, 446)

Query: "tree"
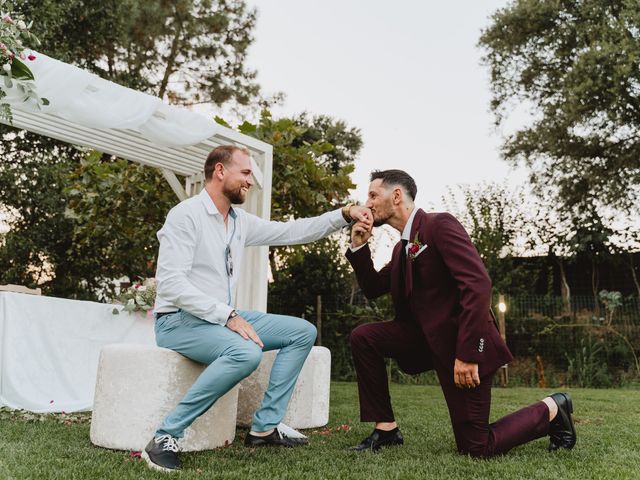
(0, 131, 83, 296)
(565, 200, 613, 316)
(224, 110, 363, 311)
(237, 110, 360, 221)
(443, 182, 533, 295)
(268, 238, 353, 318)
(528, 200, 574, 311)
(479, 1, 640, 212)
(17, 0, 260, 105)
(0, 0, 264, 297)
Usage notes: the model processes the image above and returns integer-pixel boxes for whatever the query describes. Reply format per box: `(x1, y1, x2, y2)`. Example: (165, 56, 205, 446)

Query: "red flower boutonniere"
(407, 233, 427, 261)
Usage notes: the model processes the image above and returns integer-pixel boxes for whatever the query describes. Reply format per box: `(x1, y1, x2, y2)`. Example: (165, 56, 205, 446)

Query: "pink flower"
(134, 284, 140, 289)
(130, 451, 141, 458)
(3, 15, 13, 24)
(28, 53, 36, 61)
(19, 52, 26, 60)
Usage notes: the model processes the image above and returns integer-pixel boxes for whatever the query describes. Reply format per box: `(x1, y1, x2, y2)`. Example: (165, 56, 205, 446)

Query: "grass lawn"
(1, 383, 639, 479)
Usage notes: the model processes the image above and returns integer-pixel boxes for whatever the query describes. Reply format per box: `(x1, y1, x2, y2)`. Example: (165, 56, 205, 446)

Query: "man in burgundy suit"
(345, 169, 576, 457)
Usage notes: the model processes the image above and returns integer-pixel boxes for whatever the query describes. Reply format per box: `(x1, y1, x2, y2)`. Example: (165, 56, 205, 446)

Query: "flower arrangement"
(0, 0, 49, 123)
(112, 278, 157, 315)
(407, 232, 426, 261)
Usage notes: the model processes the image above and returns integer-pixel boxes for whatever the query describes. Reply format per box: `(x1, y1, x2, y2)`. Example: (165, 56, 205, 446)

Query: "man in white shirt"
(143, 145, 372, 472)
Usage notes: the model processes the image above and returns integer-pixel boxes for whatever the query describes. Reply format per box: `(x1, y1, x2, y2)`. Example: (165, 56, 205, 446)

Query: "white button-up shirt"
(155, 188, 348, 325)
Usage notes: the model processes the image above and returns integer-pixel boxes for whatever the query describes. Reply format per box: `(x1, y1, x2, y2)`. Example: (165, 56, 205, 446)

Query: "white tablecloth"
(0, 292, 155, 413)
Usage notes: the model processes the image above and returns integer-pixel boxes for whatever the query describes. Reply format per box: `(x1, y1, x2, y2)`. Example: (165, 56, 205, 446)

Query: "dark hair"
(370, 169, 417, 201)
(204, 145, 250, 180)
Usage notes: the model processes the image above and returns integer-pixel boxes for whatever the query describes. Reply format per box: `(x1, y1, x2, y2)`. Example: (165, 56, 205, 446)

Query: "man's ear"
(214, 162, 225, 180)
(393, 187, 403, 205)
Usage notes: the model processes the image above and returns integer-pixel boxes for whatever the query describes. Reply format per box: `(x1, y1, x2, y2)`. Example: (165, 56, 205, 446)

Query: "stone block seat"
(237, 345, 331, 429)
(90, 344, 238, 452)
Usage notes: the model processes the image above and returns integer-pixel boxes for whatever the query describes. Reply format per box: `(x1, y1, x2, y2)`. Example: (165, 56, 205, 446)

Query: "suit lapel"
(390, 242, 404, 302)
(404, 209, 426, 298)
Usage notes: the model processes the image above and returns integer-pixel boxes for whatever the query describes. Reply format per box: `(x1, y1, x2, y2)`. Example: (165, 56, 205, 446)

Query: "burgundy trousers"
(350, 321, 550, 457)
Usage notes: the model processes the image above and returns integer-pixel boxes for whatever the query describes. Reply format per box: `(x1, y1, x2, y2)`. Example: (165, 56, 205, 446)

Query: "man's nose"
(365, 200, 373, 209)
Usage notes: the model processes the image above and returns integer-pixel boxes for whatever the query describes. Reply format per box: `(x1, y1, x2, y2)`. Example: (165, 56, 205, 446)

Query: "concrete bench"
(90, 344, 238, 452)
(237, 346, 330, 429)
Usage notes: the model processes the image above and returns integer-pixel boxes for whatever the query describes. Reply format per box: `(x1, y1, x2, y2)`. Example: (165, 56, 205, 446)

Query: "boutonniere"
(407, 233, 427, 261)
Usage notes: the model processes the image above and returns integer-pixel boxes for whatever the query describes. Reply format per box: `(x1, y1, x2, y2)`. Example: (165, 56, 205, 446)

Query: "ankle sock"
(374, 427, 399, 437)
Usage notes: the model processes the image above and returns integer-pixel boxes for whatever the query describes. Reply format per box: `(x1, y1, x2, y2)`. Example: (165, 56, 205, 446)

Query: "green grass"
(1, 383, 639, 479)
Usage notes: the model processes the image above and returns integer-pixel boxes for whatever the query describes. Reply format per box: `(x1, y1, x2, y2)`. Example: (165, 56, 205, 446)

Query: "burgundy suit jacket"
(346, 209, 513, 377)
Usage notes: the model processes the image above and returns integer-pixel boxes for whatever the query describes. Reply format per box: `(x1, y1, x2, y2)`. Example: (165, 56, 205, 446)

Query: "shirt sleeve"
(155, 206, 233, 325)
(243, 208, 348, 246)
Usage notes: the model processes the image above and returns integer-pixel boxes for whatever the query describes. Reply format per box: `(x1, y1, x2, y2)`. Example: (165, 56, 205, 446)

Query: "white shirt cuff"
(206, 303, 234, 326)
(349, 243, 367, 253)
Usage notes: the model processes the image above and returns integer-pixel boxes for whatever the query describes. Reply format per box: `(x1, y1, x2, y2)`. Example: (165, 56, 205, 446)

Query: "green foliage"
(0, 131, 175, 299)
(268, 238, 352, 317)
(0, 130, 85, 296)
(16, 0, 261, 105)
(63, 152, 176, 297)
(0, 1, 48, 121)
(0, 0, 265, 298)
(243, 110, 363, 323)
(443, 182, 533, 294)
(599, 289, 622, 325)
(242, 110, 359, 221)
(566, 337, 612, 388)
(479, 1, 640, 212)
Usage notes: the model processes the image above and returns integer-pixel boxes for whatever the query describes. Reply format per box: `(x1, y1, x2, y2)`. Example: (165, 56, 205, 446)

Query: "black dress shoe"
(141, 434, 181, 472)
(350, 428, 404, 452)
(548, 392, 577, 451)
(244, 429, 308, 448)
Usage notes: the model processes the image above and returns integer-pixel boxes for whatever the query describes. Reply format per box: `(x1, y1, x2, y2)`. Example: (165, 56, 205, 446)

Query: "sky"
(245, 0, 527, 212)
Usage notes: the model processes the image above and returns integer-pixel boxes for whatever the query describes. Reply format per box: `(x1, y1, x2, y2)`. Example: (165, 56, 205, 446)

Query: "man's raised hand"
(351, 220, 372, 248)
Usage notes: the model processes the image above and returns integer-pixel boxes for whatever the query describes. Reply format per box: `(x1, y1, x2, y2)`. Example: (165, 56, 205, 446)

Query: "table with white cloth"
(0, 292, 155, 413)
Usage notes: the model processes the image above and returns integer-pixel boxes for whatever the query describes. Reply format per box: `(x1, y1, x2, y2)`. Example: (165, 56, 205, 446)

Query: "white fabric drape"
(0, 292, 155, 413)
(3, 52, 218, 147)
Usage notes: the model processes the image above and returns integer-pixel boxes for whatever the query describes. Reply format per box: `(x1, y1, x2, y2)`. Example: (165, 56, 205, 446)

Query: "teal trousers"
(154, 309, 316, 438)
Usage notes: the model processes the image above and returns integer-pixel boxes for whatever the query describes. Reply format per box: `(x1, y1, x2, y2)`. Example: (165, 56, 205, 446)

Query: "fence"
(268, 292, 640, 388)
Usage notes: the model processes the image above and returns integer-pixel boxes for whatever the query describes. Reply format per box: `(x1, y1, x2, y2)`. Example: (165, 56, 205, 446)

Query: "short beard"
(373, 212, 391, 227)
(224, 186, 246, 204)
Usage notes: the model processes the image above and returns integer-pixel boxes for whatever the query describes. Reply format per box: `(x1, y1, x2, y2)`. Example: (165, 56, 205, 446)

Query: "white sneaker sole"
(141, 450, 180, 473)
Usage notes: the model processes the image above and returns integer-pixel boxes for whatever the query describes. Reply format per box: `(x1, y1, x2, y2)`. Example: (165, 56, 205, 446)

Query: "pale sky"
(246, 0, 526, 211)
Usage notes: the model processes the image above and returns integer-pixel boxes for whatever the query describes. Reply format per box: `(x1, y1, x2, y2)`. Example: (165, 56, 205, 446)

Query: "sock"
(374, 427, 399, 437)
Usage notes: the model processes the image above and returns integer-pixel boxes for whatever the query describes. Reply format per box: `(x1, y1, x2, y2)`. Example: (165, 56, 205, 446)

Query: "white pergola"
(0, 52, 273, 311)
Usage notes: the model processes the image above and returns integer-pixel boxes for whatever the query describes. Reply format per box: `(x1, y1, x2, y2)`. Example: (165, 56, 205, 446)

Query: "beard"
(373, 214, 390, 227)
(224, 185, 247, 204)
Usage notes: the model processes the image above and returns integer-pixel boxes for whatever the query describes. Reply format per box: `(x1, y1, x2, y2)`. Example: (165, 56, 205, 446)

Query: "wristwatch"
(228, 310, 239, 320)
(341, 203, 354, 223)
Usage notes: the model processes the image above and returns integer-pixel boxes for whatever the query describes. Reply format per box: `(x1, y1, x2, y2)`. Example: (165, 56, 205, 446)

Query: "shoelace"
(155, 434, 179, 452)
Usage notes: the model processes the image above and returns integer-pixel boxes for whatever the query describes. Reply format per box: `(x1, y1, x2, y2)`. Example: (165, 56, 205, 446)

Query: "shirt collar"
(198, 188, 237, 219)
(400, 207, 417, 242)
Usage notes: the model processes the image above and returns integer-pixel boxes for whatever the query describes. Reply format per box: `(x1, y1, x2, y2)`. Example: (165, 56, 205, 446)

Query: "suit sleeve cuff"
(349, 243, 368, 253)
